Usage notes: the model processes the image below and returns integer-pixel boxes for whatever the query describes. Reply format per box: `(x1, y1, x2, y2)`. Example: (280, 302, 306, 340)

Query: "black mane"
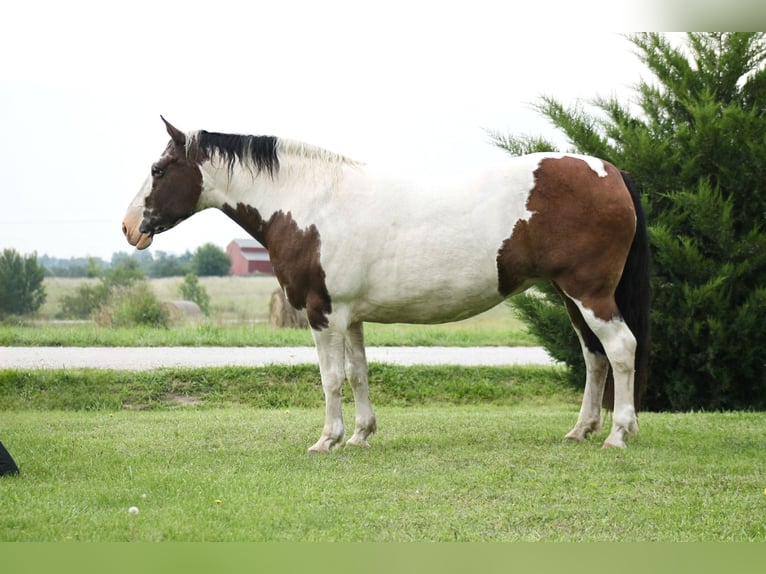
(195, 131, 279, 177)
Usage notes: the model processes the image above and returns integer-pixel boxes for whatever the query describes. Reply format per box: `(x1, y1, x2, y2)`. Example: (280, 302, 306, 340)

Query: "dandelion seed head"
(128, 506, 139, 515)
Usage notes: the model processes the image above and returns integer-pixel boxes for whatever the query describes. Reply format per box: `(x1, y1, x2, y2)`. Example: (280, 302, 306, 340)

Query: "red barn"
(226, 238, 274, 275)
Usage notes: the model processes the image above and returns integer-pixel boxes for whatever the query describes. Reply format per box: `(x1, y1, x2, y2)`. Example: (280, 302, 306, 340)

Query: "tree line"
(39, 243, 231, 278)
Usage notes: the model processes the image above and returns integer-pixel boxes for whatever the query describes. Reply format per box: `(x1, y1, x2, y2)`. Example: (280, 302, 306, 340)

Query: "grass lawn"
(1, 407, 764, 542)
(0, 315, 537, 348)
(1, 366, 764, 542)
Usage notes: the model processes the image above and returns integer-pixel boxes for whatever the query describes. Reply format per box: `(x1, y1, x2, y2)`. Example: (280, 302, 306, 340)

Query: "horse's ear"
(161, 115, 186, 146)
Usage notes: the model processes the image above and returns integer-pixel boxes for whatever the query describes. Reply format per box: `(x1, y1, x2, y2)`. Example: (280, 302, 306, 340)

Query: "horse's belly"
(356, 298, 504, 324)
(346, 277, 506, 325)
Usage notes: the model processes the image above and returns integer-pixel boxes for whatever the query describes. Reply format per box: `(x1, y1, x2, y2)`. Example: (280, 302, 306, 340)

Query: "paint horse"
(123, 118, 650, 451)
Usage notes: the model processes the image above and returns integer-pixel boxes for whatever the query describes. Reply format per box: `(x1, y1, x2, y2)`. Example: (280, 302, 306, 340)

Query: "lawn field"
(1, 365, 764, 542)
(1, 405, 763, 541)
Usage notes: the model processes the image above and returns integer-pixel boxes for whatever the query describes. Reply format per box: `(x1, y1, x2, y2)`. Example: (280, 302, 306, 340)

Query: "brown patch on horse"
(222, 203, 332, 330)
(497, 156, 636, 322)
(140, 140, 204, 233)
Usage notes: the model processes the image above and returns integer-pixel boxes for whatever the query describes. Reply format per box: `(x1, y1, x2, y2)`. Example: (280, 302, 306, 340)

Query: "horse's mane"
(185, 130, 360, 178)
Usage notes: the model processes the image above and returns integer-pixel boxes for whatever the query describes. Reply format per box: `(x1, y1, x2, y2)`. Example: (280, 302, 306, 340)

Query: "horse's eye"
(151, 165, 165, 178)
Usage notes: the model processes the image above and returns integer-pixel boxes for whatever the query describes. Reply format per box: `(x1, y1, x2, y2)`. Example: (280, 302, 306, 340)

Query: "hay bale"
(269, 289, 309, 329)
(162, 300, 204, 325)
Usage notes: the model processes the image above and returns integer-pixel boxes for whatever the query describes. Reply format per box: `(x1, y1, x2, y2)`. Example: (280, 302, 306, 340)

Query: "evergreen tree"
(493, 33, 766, 411)
(0, 249, 47, 316)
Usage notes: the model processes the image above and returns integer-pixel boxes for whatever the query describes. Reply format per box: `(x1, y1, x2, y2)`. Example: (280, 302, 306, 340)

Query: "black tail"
(613, 171, 651, 409)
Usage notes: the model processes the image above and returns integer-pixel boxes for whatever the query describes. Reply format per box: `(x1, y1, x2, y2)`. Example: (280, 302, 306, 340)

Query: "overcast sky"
(2, 1, 675, 260)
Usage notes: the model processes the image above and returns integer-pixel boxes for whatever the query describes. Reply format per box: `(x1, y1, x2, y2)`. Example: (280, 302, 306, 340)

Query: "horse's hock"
(269, 289, 309, 328)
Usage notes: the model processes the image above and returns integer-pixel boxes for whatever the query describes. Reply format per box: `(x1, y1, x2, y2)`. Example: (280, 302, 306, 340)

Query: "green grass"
(0, 365, 572, 410)
(0, 319, 537, 347)
(1, 365, 765, 541)
(1, 405, 764, 541)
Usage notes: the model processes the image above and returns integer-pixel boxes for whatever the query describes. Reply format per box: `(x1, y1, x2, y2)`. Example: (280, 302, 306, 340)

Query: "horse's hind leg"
(343, 322, 377, 447)
(559, 294, 610, 442)
(565, 294, 638, 448)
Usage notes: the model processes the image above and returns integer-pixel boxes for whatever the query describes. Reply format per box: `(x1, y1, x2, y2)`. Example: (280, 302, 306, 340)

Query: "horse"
(123, 117, 650, 451)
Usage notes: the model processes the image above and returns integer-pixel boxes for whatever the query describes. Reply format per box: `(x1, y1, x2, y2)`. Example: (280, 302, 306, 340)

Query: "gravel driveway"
(0, 346, 557, 370)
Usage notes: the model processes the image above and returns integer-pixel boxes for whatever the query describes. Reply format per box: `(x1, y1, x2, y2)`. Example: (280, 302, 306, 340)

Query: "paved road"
(0, 346, 557, 370)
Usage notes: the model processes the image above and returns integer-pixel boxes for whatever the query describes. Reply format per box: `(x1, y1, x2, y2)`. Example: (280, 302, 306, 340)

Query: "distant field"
(10, 276, 537, 347)
(40, 275, 282, 323)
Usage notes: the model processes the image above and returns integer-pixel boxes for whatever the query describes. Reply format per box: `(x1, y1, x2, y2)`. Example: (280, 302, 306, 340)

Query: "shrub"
(94, 282, 169, 328)
(0, 249, 47, 316)
(59, 283, 111, 319)
(178, 273, 210, 315)
(58, 259, 146, 320)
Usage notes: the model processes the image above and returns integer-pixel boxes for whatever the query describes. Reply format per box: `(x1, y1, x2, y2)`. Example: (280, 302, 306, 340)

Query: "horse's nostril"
(121, 222, 128, 236)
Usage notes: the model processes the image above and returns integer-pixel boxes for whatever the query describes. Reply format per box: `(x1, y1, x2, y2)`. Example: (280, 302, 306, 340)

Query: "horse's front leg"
(307, 328, 347, 454)
(343, 322, 377, 447)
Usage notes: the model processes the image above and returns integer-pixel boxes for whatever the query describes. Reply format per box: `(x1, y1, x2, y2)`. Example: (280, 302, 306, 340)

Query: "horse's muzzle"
(122, 216, 154, 250)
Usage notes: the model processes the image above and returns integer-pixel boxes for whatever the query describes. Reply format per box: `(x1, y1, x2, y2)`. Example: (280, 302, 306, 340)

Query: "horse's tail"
(612, 171, 651, 410)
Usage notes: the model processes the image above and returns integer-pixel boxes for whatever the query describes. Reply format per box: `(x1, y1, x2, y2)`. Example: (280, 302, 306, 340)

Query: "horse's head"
(122, 117, 204, 250)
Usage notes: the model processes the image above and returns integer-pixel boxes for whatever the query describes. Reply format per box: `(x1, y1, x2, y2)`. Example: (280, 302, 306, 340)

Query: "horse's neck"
(202, 158, 352, 218)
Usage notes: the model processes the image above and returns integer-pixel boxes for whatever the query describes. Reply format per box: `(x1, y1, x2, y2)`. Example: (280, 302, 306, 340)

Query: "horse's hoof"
(307, 439, 334, 454)
(564, 431, 586, 442)
(602, 438, 627, 449)
(345, 436, 370, 448)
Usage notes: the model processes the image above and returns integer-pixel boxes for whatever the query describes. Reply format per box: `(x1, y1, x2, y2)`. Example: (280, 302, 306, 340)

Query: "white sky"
(1, 1, 670, 260)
